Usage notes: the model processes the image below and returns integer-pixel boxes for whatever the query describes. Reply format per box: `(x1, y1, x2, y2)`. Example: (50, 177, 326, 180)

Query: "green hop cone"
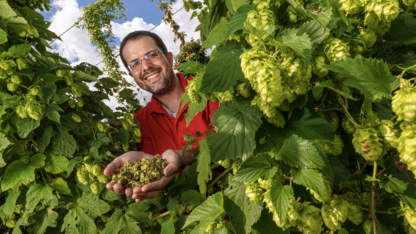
(27, 104, 42, 120)
(91, 165, 102, 177)
(64, 73, 74, 86)
(402, 202, 416, 231)
(72, 113, 82, 123)
(186, 78, 202, 104)
(97, 174, 109, 183)
(90, 182, 100, 194)
(315, 134, 344, 156)
(392, 82, 416, 123)
(0, 60, 11, 70)
(398, 124, 416, 192)
(13, 204, 23, 214)
(6, 60, 16, 68)
(321, 195, 350, 231)
(218, 159, 231, 169)
(56, 69, 65, 77)
(204, 93, 219, 103)
(133, 128, 142, 143)
(71, 83, 82, 97)
(231, 158, 242, 174)
(403, 0, 416, 10)
(281, 49, 311, 97)
(347, 203, 363, 225)
(0, 69, 6, 79)
(121, 119, 130, 131)
(214, 90, 233, 103)
(258, 178, 273, 190)
(245, 181, 264, 205)
(122, 144, 129, 152)
(364, 0, 399, 22)
(308, 178, 332, 203)
(378, 119, 399, 148)
(16, 104, 28, 119)
(16, 58, 28, 71)
(205, 222, 214, 234)
(404, 215, 416, 234)
(298, 204, 324, 234)
(78, 98, 84, 107)
(352, 126, 383, 161)
(312, 56, 328, 77)
(97, 122, 107, 132)
(76, 166, 90, 185)
(124, 113, 134, 126)
(342, 116, 356, 134)
(30, 87, 39, 96)
(68, 99, 76, 109)
(340, 0, 363, 15)
(321, 111, 339, 132)
(363, 220, 373, 234)
(237, 82, 252, 98)
(360, 28, 377, 49)
(253, 96, 286, 127)
(7, 82, 19, 92)
(6, 219, 16, 229)
(254, 58, 284, 107)
(11, 75, 21, 84)
(246, 9, 276, 47)
(263, 190, 293, 230)
(324, 38, 351, 63)
(240, 48, 268, 82)
(364, 12, 391, 36)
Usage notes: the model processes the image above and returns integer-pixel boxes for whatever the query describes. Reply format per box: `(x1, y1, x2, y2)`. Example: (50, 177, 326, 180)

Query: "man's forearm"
(174, 148, 198, 167)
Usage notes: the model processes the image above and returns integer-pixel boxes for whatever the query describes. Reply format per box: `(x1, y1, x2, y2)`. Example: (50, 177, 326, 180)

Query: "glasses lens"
(130, 60, 141, 71)
(147, 52, 159, 62)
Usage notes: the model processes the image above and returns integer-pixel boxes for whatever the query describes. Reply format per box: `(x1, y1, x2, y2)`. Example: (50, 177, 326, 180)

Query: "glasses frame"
(128, 50, 165, 72)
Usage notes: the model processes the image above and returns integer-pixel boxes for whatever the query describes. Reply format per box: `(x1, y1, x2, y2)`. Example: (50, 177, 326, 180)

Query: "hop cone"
(218, 159, 231, 169)
(315, 134, 344, 156)
(204, 93, 218, 103)
(0, 69, 6, 79)
(403, 0, 416, 10)
(298, 204, 324, 234)
(68, 99, 76, 109)
(364, 12, 391, 36)
(27, 104, 42, 120)
(72, 113, 82, 123)
(340, 0, 363, 15)
(322, 111, 340, 132)
(90, 182, 100, 194)
(308, 178, 332, 203)
(342, 116, 356, 134)
(392, 82, 416, 123)
(312, 56, 328, 77)
(133, 127, 142, 141)
(237, 82, 252, 98)
(240, 48, 269, 82)
(360, 28, 377, 49)
(16, 58, 28, 71)
(6, 219, 16, 229)
(11, 75, 21, 84)
(404, 216, 416, 234)
(71, 83, 82, 97)
(246, 8, 276, 32)
(16, 105, 27, 119)
(347, 203, 363, 225)
(76, 166, 90, 185)
(253, 96, 286, 127)
(186, 78, 201, 104)
(97, 174, 109, 184)
(254, 58, 284, 107)
(214, 90, 233, 103)
(397, 123, 416, 177)
(364, 0, 399, 22)
(402, 202, 416, 231)
(78, 98, 84, 107)
(30, 87, 39, 96)
(245, 181, 264, 205)
(281, 49, 311, 96)
(7, 82, 19, 92)
(363, 220, 373, 234)
(232, 158, 242, 174)
(0, 60, 10, 70)
(263, 192, 297, 230)
(321, 195, 350, 231)
(258, 178, 273, 190)
(64, 72, 74, 86)
(324, 38, 351, 63)
(352, 126, 383, 161)
(378, 119, 399, 148)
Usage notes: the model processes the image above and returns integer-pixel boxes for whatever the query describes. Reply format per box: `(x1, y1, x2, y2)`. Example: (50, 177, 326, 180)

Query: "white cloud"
(46, 0, 202, 111)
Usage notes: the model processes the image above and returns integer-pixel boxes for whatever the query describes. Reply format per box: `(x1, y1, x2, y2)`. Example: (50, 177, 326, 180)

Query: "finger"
(106, 182, 116, 191)
(133, 187, 142, 194)
(135, 199, 140, 203)
(142, 173, 176, 192)
(135, 189, 164, 200)
(164, 161, 180, 177)
(104, 157, 123, 176)
(125, 187, 133, 197)
(113, 183, 125, 195)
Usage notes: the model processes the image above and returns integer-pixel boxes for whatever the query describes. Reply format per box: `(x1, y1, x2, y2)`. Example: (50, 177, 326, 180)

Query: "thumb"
(104, 157, 123, 176)
(164, 161, 179, 177)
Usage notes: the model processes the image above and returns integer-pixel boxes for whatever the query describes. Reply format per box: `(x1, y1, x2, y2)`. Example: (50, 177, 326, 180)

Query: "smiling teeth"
(146, 73, 159, 80)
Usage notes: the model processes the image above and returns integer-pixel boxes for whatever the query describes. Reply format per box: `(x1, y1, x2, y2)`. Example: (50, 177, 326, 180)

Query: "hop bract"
(378, 119, 399, 148)
(392, 82, 416, 123)
(397, 123, 416, 178)
(352, 126, 383, 161)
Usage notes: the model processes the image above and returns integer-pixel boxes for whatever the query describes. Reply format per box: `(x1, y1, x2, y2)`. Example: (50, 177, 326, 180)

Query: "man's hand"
(131, 149, 181, 202)
(104, 150, 181, 202)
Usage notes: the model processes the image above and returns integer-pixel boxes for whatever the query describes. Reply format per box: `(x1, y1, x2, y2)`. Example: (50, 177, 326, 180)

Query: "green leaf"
(186, 96, 208, 127)
(44, 155, 69, 174)
(62, 207, 97, 234)
(297, 20, 330, 45)
(384, 13, 416, 45)
(231, 0, 249, 10)
(40, 73, 62, 83)
(4, 44, 31, 56)
(0, 132, 11, 152)
(102, 189, 121, 201)
(328, 156, 351, 189)
(200, 40, 246, 93)
(306, 10, 332, 28)
(275, 135, 325, 169)
(99, 78, 120, 89)
(26, 184, 53, 213)
(270, 181, 294, 222)
(252, 209, 289, 234)
(125, 202, 153, 228)
(54, 124, 76, 157)
(203, 17, 229, 48)
(39, 81, 57, 104)
(234, 154, 274, 182)
(5, 16, 29, 35)
(91, 132, 110, 148)
(224, 179, 262, 234)
(291, 168, 325, 201)
(113, 128, 129, 146)
(197, 138, 212, 196)
(49, 177, 72, 196)
(102, 209, 142, 234)
(183, 192, 224, 231)
(66, 157, 83, 177)
(1, 153, 45, 191)
(78, 192, 111, 218)
(0, 28, 7, 45)
(43, 109, 60, 123)
(227, 4, 256, 36)
(16, 117, 41, 138)
(36, 125, 53, 153)
(74, 70, 98, 82)
(161, 214, 175, 234)
(207, 99, 263, 161)
(324, 58, 400, 101)
(32, 206, 58, 234)
(384, 175, 416, 209)
(1, 190, 20, 217)
(179, 61, 201, 74)
(315, 80, 355, 100)
(181, 190, 206, 206)
(2, 95, 20, 109)
(119, 88, 134, 100)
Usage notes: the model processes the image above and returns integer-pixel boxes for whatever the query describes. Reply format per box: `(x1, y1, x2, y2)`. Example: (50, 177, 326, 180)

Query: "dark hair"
(119, 31, 168, 70)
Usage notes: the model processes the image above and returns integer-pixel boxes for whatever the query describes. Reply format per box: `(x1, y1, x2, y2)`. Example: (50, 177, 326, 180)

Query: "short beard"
(142, 68, 176, 96)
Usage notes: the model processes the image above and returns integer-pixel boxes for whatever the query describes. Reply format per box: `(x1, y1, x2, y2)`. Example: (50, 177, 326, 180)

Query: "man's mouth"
(144, 72, 160, 82)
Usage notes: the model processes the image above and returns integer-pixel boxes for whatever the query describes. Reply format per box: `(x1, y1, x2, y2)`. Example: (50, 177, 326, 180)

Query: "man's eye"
(148, 53, 157, 59)
(131, 61, 141, 67)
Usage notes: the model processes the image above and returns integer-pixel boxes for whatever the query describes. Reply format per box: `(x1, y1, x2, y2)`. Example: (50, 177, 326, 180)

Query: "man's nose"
(141, 59, 153, 71)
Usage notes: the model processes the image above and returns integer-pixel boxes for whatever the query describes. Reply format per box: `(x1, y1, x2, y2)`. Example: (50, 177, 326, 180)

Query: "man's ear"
(166, 52, 173, 65)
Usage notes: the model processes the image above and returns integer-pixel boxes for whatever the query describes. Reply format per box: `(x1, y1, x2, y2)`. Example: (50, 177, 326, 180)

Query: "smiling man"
(104, 31, 218, 202)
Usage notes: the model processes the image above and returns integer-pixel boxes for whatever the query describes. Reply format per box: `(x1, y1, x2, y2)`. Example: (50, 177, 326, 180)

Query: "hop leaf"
(78, 98, 84, 107)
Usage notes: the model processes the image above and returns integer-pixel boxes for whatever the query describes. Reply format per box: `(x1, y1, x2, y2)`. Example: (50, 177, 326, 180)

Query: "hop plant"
(360, 28, 377, 49)
(392, 82, 416, 123)
(246, 9, 276, 46)
(0, 69, 6, 79)
(245, 181, 264, 205)
(378, 119, 399, 148)
(91, 164, 102, 177)
(71, 83, 82, 97)
(16, 58, 28, 71)
(364, 0, 400, 22)
(6, 219, 16, 229)
(97, 174, 109, 184)
(11, 75, 21, 84)
(7, 82, 19, 92)
(281, 49, 311, 97)
(72, 113, 82, 123)
(322, 111, 340, 132)
(347, 203, 363, 225)
(78, 98, 84, 107)
(253, 96, 286, 127)
(214, 90, 233, 103)
(308, 178, 332, 203)
(403, 0, 416, 10)
(263, 192, 296, 230)
(27, 103, 42, 120)
(232, 158, 242, 174)
(298, 204, 324, 234)
(340, 0, 363, 15)
(0, 60, 11, 70)
(64, 73, 74, 86)
(121, 119, 130, 131)
(90, 182, 100, 194)
(204, 93, 219, 103)
(315, 134, 344, 156)
(364, 12, 392, 36)
(133, 127, 142, 143)
(324, 38, 351, 63)
(258, 178, 273, 190)
(30, 86, 39, 96)
(236, 82, 252, 98)
(205, 222, 215, 234)
(342, 116, 356, 134)
(96, 121, 107, 132)
(312, 56, 328, 77)
(397, 123, 416, 179)
(186, 77, 201, 104)
(321, 195, 350, 231)
(76, 165, 90, 185)
(352, 126, 383, 161)
(218, 159, 231, 169)
(16, 104, 27, 119)
(68, 99, 76, 109)
(363, 220, 373, 234)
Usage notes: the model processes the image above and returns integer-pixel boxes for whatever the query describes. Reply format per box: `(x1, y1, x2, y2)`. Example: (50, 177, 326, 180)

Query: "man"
(104, 31, 218, 202)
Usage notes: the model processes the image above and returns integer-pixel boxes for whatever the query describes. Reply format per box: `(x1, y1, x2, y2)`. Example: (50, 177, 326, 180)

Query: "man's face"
(123, 36, 176, 96)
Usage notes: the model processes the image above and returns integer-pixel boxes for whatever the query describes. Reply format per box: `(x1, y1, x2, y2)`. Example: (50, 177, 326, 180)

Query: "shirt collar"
(149, 73, 188, 114)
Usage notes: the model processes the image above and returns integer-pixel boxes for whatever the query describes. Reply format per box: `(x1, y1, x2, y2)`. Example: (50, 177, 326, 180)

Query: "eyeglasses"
(128, 51, 165, 72)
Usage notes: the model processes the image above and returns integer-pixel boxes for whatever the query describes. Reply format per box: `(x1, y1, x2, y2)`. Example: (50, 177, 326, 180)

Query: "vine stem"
(336, 94, 359, 126)
(371, 161, 378, 234)
(151, 168, 232, 221)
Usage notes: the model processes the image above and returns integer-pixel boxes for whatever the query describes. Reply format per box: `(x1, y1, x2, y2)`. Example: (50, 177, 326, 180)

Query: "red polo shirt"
(134, 73, 219, 155)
